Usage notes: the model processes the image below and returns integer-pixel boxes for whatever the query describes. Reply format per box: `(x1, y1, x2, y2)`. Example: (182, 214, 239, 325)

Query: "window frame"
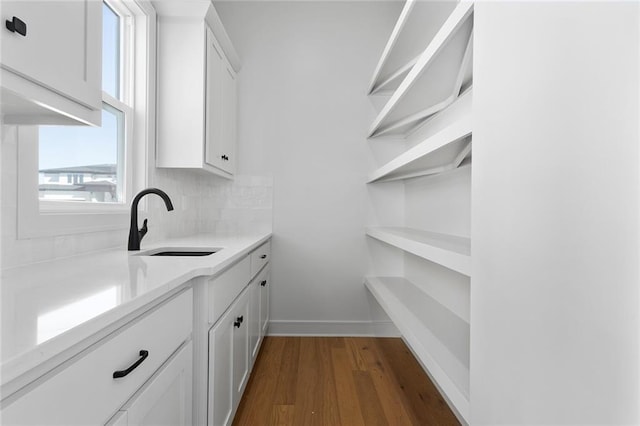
(16, 0, 156, 239)
(37, 96, 134, 212)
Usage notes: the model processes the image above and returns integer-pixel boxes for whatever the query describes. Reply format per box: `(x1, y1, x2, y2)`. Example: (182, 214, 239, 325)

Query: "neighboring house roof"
(39, 164, 117, 175)
(39, 181, 116, 192)
(38, 184, 84, 191)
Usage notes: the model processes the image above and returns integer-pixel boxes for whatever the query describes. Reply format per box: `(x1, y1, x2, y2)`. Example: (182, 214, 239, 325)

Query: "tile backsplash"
(147, 169, 273, 242)
(0, 125, 272, 270)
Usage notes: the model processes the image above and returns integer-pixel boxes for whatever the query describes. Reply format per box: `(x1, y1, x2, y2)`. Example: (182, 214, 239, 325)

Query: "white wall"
(216, 1, 401, 334)
(472, 2, 639, 423)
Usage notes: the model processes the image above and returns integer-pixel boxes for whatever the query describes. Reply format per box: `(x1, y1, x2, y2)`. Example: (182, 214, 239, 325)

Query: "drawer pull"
(234, 315, 244, 328)
(260, 254, 267, 259)
(260, 280, 267, 287)
(113, 350, 149, 379)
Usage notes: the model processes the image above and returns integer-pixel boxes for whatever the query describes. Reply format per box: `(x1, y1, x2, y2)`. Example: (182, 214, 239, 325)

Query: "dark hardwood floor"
(232, 336, 460, 426)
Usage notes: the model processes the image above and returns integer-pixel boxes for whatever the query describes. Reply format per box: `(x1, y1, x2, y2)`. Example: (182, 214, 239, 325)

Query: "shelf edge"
(368, 113, 472, 183)
(366, 228, 471, 276)
(367, 0, 417, 94)
(370, 25, 474, 139)
(370, 56, 418, 96)
(364, 276, 470, 424)
(368, 1, 474, 138)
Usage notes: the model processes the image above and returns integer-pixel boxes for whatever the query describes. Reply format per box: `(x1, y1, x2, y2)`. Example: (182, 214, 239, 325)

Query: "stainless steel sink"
(134, 247, 221, 256)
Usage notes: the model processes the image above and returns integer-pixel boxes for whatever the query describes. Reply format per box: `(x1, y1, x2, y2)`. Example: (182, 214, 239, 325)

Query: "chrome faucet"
(128, 188, 174, 251)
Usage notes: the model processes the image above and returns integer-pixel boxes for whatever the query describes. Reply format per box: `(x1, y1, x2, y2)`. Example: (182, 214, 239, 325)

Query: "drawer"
(208, 256, 251, 325)
(250, 240, 271, 278)
(2, 289, 193, 425)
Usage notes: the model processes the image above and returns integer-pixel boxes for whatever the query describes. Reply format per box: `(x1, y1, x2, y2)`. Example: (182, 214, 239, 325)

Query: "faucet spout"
(128, 188, 174, 251)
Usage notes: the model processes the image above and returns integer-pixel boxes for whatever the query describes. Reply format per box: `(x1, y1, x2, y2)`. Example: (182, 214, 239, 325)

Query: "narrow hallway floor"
(233, 336, 460, 425)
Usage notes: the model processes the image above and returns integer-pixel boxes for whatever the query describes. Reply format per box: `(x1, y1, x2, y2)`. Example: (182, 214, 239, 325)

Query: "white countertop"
(0, 232, 271, 388)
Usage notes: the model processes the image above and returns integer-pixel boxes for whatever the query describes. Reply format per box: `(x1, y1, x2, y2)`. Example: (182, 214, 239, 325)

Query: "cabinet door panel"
(119, 342, 193, 426)
(232, 295, 249, 406)
(0, 0, 100, 108)
(220, 65, 237, 174)
(208, 286, 251, 426)
(208, 311, 234, 426)
(205, 28, 225, 172)
(260, 271, 270, 336)
(249, 278, 260, 364)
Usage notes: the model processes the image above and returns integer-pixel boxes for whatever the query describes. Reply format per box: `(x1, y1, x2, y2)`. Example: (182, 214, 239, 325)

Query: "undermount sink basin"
(151, 250, 217, 256)
(134, 247, 221, 257)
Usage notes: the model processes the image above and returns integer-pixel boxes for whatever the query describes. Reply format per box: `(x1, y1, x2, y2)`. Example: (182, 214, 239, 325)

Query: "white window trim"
(16, 0, 156, 239)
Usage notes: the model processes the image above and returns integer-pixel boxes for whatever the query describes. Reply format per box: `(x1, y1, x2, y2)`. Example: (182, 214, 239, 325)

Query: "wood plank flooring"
(232, 337, 460, 426)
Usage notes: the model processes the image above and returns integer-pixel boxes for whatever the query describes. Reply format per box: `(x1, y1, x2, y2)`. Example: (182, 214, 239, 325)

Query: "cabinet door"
(260, 272, 270, 336)
(232, 292, 249, 407)
(0, 0, 101, 109)
(205, 28, 226, 173)
(249, 278, 261, 365)
(208, 308, 234, 426)
(208, 288, 250, 426)
(220, 64, 237, 174)
(114, 342, 193, 426)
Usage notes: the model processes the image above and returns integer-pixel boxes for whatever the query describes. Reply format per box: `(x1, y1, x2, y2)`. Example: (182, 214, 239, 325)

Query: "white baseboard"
(267, 320, 400, 337)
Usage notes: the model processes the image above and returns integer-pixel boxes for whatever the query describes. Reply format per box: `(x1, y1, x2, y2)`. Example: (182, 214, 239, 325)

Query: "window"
(37, 0, 132, 205)
(17, 0, 156, 238)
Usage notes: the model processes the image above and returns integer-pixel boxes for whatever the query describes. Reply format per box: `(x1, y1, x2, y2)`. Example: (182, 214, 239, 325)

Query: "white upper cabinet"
(205, 30, 237, 175)
(155, 1, 240, 179)
(0, 0, 102, 126)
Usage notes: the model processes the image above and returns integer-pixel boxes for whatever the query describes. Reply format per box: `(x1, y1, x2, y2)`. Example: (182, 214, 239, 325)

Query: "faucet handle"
(139, 218, 148, 241)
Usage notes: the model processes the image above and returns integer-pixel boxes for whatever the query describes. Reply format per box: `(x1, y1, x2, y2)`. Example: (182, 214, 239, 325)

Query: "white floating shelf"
(366, 227, 471, 276)
(370, 56, 417, 96)
(368, 93, 472, 183)
(368, 0, 457, 95)
(368, 1, 474, 139)
(364, 276, 470, 423)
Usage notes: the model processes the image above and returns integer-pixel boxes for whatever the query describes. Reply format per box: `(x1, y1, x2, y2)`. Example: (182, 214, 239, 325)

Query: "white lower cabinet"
(1, 289, 193, 426)
(208, 286, 249, 426)
(205, 241, 271, 426)
(106, 342, 193, 426)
